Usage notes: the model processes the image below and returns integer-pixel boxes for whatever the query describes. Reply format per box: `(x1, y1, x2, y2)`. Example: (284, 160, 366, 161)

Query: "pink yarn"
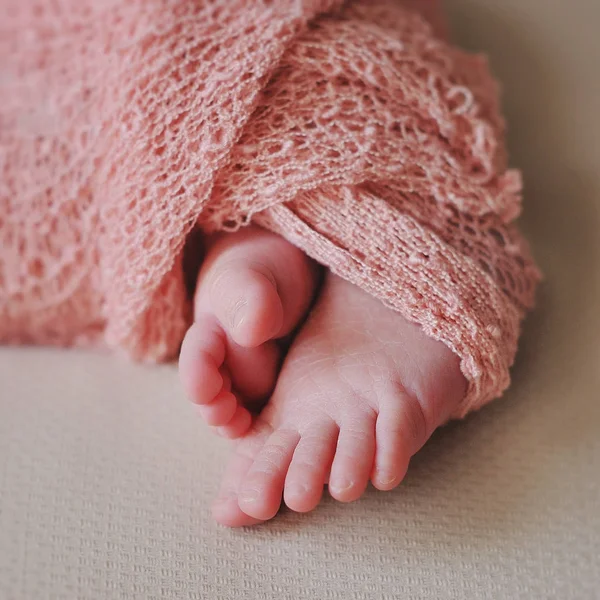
(0, 0, 540, 417)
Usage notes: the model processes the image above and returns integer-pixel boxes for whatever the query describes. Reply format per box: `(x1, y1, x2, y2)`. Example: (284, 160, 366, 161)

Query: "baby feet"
(209, 275, 467, 526)
(179, 227, 467, 527)
(179, 226, 319, 439)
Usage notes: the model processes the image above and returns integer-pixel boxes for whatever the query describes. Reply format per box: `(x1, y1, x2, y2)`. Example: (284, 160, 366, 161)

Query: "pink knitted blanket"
(0, 0, 540, 417)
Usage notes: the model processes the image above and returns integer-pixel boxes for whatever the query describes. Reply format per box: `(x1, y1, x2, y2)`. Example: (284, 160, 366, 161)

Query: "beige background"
(1, 1, 599, 598)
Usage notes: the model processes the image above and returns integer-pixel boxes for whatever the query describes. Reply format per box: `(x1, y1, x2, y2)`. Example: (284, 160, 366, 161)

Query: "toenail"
(239, 489, 260, 503)
(232, 302, 248, 331)
(286, 482, 308, 498)
(329, 479, 354, 494)
(376, 471, 397, 486)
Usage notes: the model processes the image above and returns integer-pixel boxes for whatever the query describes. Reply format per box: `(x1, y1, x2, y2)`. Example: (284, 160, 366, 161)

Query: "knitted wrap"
(0, 0, 540, 417)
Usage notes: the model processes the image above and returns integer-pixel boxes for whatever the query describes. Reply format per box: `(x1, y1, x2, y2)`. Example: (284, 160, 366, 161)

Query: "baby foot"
(179, 226, 319, 439)
(212, 274, 468, 526)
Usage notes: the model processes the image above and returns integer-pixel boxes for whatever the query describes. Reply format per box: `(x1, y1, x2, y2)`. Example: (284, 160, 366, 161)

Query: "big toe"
(195, 225, 320, 348)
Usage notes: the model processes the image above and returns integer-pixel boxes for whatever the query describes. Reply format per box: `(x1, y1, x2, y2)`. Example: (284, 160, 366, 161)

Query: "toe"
(212, 495, 263, 528)
(238, 428, 301, 521)
(179, 318, 253, 437)
(189, 226, 319, 434)
(196, 391, 238, 427)
(328, 411, 376, 503)
(284, 421, 338, 513)
(212, 424, 277, 527)
(195, 226, 320, 348)
(217, 407, 253, 440)
(206, 264, 284, 348)
(179, 319, 226, 406)
(371, 401, 412, 491)
(212, 437, 267, 528)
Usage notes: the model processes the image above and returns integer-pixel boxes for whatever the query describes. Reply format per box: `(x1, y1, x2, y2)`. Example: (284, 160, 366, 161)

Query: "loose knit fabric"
(0, 0, 540, 417)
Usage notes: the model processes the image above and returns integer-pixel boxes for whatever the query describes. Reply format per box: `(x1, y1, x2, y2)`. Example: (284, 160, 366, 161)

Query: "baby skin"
(179, 226, 467, 527)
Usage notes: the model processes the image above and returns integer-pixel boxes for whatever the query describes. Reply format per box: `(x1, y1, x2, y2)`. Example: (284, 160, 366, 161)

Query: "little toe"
(238, 428, 301, 521)
(217, 407, 253, 440)
(284, 421, 339, 513)
(213, 495, 263, 528)
(328, 412, 376, 503)
(179, 319, 226, 406)
(212, 424, 276, 527)
(196, 391, 238, 427)
(212, 445, 264, 527)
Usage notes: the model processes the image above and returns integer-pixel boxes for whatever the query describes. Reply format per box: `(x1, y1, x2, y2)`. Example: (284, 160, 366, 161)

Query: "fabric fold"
(0, 0, 540, 415)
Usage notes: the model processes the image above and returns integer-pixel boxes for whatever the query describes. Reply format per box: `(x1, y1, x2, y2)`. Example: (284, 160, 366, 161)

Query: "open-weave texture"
(0, 0, 540, 417)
